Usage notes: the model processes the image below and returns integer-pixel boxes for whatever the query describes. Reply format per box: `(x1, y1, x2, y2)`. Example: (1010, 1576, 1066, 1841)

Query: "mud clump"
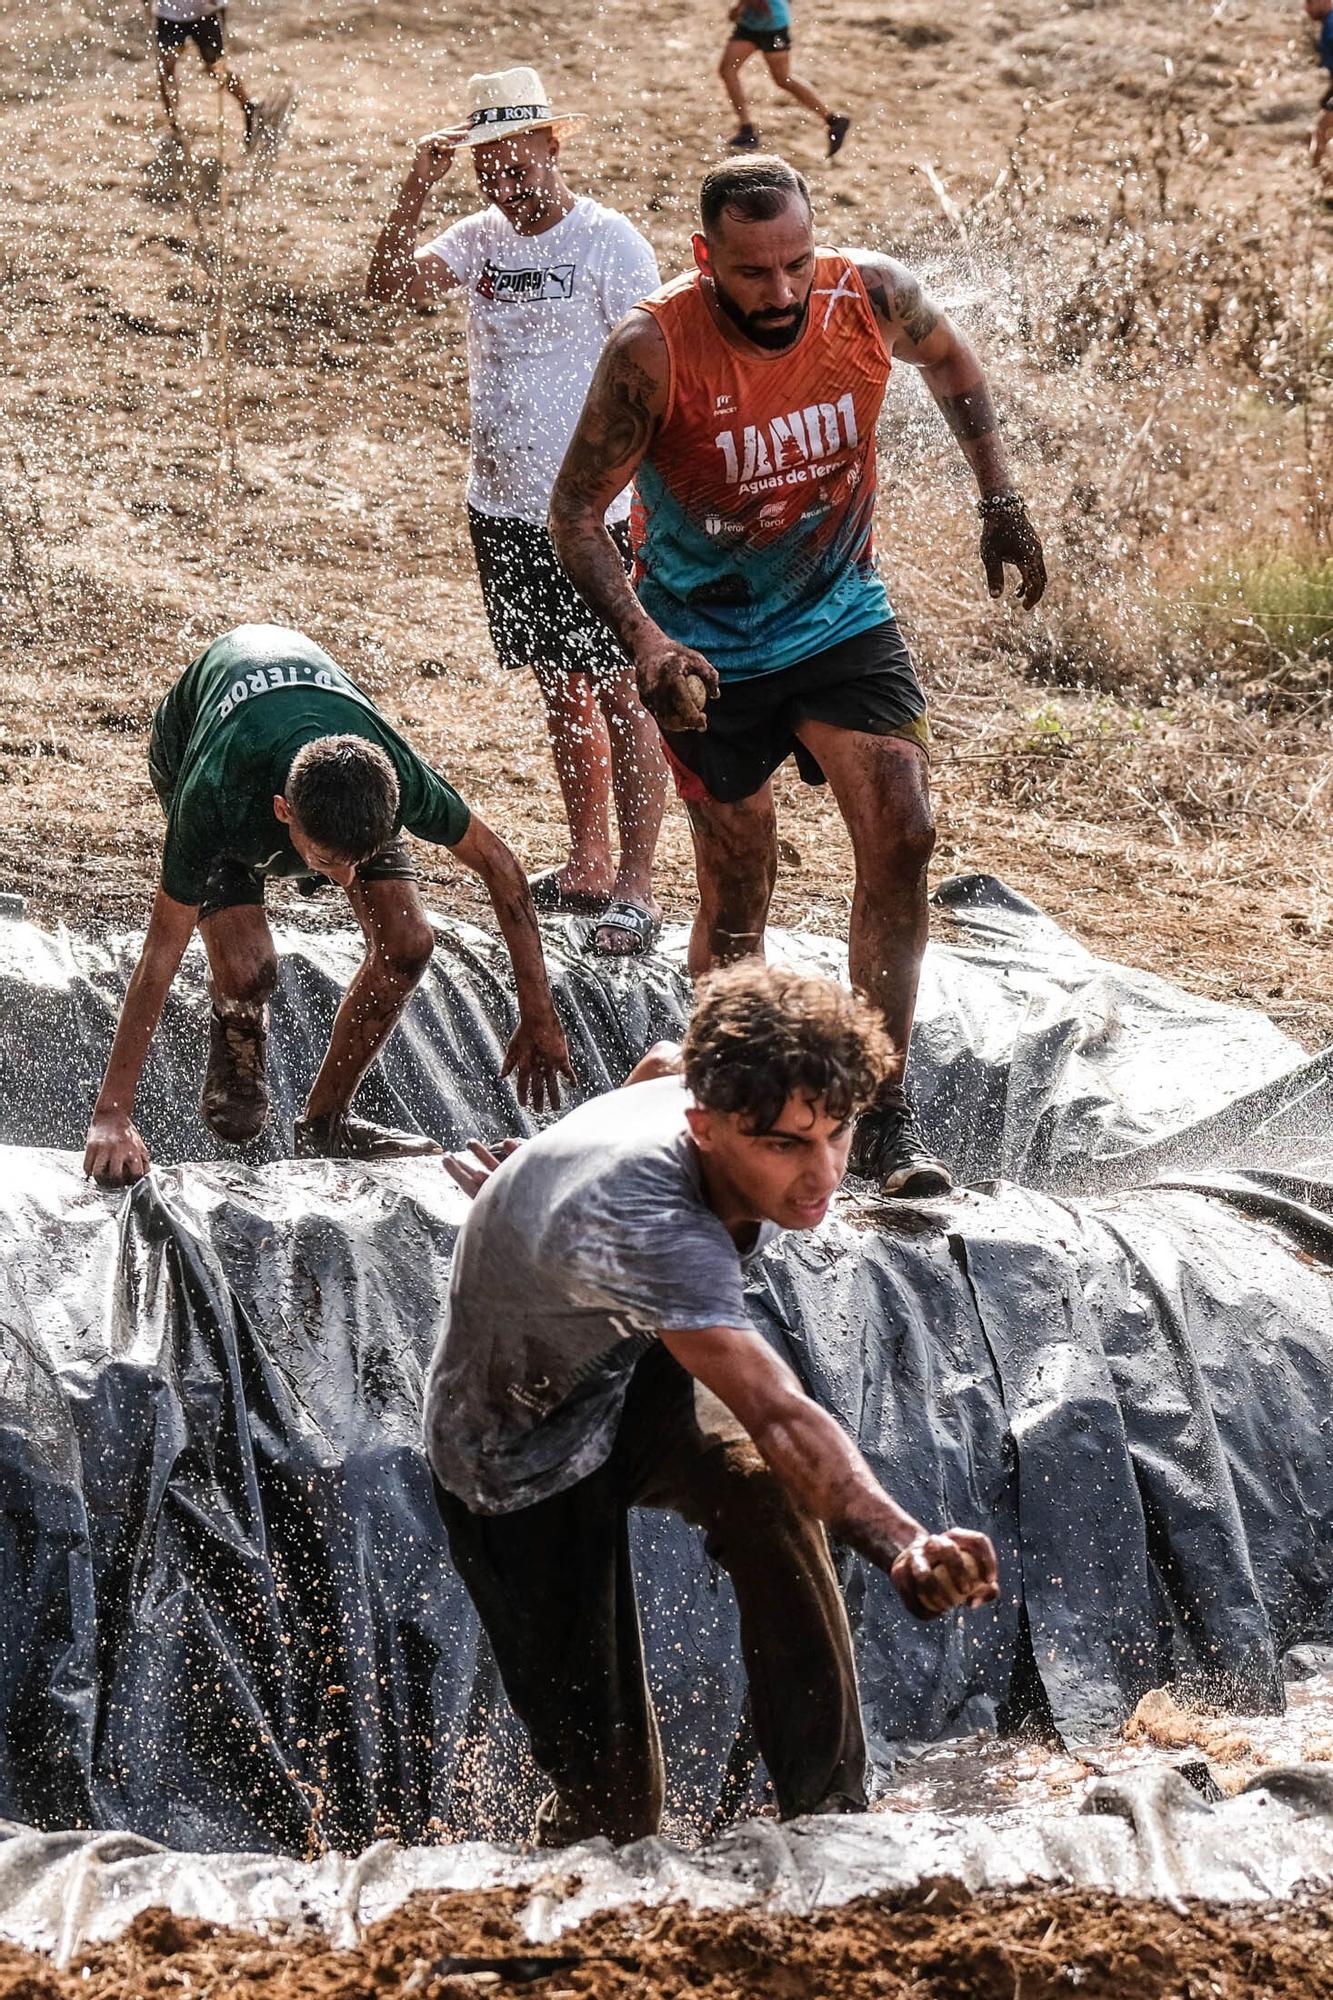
(0, 1888, 1324, 1999)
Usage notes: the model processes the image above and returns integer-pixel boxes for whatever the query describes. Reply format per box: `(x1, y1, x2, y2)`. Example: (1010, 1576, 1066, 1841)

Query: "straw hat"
(444, 66, 587, 148)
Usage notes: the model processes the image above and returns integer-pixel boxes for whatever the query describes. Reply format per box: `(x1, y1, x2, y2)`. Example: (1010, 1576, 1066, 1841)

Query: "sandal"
(590, 899, 663, 959)
(527, 867, 612, 917)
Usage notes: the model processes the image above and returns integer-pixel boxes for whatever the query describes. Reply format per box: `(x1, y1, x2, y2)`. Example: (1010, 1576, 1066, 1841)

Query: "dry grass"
(0, 0, 1330, 1041)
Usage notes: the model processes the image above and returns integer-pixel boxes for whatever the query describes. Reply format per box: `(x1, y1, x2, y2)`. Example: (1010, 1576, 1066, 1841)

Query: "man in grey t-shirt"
(424, 962, 998, 1845)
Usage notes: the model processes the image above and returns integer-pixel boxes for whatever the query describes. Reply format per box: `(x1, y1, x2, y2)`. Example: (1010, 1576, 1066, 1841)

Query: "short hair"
(682, 962, 892, 1133)
(699, 155, 812, 235)
(285, 735, 400, 860)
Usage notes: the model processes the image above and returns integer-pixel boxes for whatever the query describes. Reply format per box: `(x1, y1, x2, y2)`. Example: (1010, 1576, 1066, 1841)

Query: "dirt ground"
(5, 1886, 1333, 2000)
(0, 0, 1330, 1039)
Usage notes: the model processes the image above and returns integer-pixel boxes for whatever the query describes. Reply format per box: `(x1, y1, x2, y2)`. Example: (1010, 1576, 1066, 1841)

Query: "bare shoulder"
(846, 249, 942, 345)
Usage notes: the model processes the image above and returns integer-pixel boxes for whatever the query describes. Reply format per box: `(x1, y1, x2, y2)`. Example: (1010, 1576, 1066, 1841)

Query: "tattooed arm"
(853, 251, 1046, 608)
(550, 313, 721, 732)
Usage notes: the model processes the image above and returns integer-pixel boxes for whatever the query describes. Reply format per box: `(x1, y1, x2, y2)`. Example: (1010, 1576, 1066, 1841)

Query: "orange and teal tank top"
(631, 251, 892, 680)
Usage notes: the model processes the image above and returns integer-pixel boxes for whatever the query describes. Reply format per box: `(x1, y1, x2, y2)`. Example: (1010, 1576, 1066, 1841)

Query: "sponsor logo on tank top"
(475, 261, 577, 303)
(713, 392, 860, 495)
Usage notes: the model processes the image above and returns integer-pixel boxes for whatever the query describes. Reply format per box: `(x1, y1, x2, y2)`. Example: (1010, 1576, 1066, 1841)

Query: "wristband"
(977, 492, 1028, 520)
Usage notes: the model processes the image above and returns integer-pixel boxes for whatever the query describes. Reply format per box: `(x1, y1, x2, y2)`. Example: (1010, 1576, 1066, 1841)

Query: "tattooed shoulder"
(855, 252, 942, 347)
(552, 313, 667, 518)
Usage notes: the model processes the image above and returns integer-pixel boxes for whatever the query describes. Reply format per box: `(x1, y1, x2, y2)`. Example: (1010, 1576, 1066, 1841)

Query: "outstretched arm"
(549, 314, 722, 732)
(84, 885, 200, 1185)
(366, 135, 463, 307)
(447, 815, 574, 1113)
(854, 251, 1046, 609)
(663, 1320, 999, 1618)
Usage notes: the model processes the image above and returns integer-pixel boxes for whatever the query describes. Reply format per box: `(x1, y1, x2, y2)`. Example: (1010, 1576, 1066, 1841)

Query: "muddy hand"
(84, 1111, 151, 1187)
(891, 1528, 999, 1620)
(981, 498, 1046, 609)
(635, 641, 720, 734)
(501, 1010, 575, 1115)
(443, 1137, 524, 1200)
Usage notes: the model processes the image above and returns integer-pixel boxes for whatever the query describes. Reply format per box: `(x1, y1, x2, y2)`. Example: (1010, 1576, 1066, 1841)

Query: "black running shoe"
(201, 1006, 271, 1145)
(848, 1100, 952, 1198)
(295, 1111, 443, 1161)
(728, 125, 760, 150)
(826, 114, 852, 158)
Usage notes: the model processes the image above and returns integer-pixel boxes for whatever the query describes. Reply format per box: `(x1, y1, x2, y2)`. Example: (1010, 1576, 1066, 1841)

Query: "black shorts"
(659, 618, 928, 806)
(192, 843, 417, 923)
(467, 505, 631, 683)
(731, 24, 792, 51)
(155, 13, 226, 64)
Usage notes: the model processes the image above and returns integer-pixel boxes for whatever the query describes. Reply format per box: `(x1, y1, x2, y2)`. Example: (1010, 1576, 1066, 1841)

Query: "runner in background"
(1307, 0, 1333, 179)
(718, 0, 851, 158)
(145, 0, 261, 147)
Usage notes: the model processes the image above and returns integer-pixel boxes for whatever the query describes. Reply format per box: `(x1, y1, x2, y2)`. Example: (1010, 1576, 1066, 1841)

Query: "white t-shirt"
(427, 195, 661, 527)
(152, 0, 225, 21)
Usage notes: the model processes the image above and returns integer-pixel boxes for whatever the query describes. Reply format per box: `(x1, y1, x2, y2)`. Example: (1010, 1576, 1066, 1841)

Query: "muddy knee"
(212, 953, 278, 1011)
(379, 924, 435, 986)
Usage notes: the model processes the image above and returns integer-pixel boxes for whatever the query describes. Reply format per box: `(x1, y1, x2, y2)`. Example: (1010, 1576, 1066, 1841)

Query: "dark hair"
(699, 155, 811, 235)
(682, 962, 891, 1133)
(285, 735, 400, 860)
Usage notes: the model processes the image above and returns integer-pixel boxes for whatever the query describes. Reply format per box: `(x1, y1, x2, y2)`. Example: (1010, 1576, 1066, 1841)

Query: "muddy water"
(882, 1665, 1333, 1820)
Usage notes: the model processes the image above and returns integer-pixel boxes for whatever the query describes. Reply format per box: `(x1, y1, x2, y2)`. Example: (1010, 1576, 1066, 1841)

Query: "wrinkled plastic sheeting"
(9, 1766, 1333, 1962)
(3, 1140, 1333, 1854)
(0, 874, 1328, 1189)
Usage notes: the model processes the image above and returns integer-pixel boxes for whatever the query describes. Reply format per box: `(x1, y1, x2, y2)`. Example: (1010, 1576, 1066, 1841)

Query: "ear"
(692, 232, 711, 278)
(273, 793, 292, 825)
(684, 1103, 715, 1152)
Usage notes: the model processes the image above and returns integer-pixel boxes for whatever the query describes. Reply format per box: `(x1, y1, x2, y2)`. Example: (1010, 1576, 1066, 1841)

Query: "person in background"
(368, 66, 669, 959)
(145, 0, 261, 147)
(718, 0, 851, 158)
(1307, 0, 1333, 177)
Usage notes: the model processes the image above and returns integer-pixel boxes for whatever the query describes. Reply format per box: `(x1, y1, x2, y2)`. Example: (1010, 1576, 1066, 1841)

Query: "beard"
(712, 277, 809, 350)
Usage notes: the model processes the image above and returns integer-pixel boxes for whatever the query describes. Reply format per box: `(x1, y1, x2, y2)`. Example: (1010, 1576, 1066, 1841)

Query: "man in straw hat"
(368, 67, 668, 959)
(552, 154, 1047, 1200)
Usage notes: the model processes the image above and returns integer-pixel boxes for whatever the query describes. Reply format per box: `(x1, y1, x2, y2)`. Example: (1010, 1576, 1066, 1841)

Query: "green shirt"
(151, 625, 472, 907)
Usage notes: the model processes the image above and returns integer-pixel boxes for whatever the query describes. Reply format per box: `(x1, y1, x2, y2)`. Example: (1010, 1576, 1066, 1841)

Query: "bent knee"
(379, 925, 435, 985)
(216, 954, 278, 1009)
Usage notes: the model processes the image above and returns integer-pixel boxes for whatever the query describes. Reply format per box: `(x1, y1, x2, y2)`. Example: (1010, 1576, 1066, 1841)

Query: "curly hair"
(682, 962, 892, 1133)
(285, 735, 400, 861)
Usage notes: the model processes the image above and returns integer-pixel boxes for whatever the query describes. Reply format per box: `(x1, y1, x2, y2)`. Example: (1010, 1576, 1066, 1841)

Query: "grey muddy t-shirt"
(423, 1077, 779, 1515)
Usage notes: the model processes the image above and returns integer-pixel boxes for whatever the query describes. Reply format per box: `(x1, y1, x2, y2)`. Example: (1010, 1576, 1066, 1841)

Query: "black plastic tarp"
(1, 877, 1332, 1854)
(2, 874, 1327, 1188)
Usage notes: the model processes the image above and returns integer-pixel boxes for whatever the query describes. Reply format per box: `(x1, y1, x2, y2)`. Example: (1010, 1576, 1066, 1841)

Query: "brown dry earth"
(4, 1887, 1333, 2000)
(0, 0, 1331, 1038)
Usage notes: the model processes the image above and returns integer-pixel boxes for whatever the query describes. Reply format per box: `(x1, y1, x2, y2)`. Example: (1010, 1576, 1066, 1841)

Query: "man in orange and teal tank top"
(551, 156, 1046, 1198)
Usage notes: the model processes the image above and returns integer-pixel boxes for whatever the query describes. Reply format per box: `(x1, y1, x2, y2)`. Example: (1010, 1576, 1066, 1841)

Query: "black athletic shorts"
(731, 24, 792, 51)
(155, 13, 226, 64)
(467, 504, 631, 683)
(191, 843, 417, 923)
(659, 618, 929, 806)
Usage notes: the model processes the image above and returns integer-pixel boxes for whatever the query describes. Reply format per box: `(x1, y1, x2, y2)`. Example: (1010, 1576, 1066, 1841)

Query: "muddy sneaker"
(826, 114, 852, 158)
(294, 1112, 444, 1161)
(848, 1099, 952, 1198)
(201, 1006, 271, 1145)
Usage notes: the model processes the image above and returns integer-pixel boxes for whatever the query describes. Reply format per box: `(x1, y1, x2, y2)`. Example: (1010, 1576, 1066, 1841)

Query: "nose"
(328, 862, 357, 888)
(801, 1140, 843, 1202)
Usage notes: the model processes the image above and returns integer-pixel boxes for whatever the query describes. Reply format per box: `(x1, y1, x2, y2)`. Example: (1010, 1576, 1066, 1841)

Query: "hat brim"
(445, 112, 588, 148)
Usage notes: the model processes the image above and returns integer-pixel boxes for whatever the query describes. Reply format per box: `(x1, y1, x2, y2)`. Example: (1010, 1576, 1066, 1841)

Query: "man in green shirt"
(83, 624, 573, 1184)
